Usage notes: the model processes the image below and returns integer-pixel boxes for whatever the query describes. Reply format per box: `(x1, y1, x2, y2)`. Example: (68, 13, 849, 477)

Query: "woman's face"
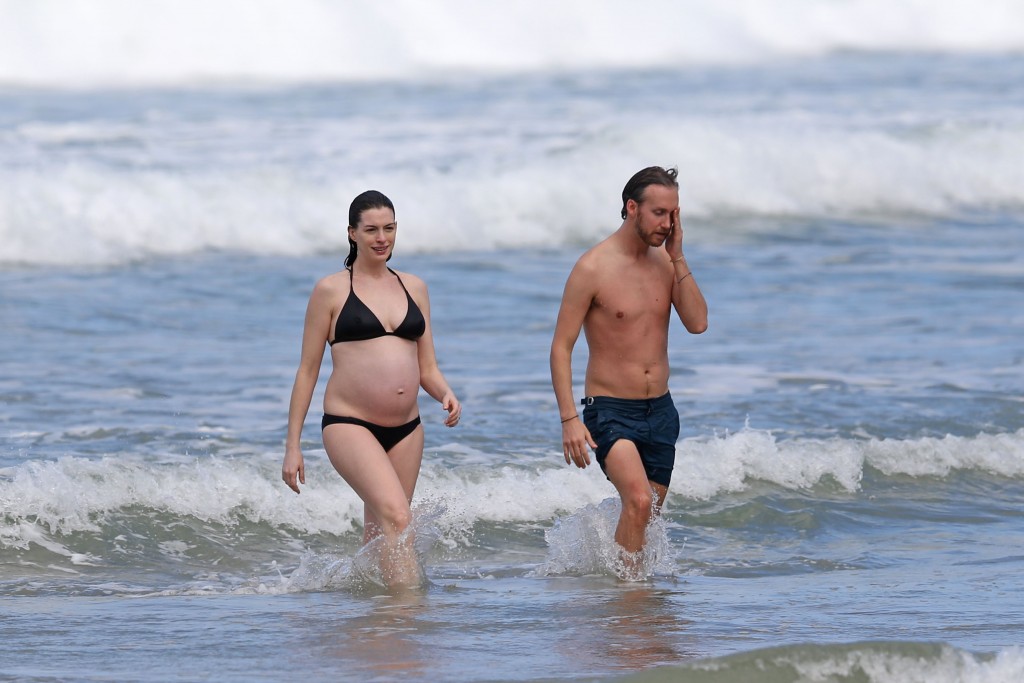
(348, 206, 397, 262)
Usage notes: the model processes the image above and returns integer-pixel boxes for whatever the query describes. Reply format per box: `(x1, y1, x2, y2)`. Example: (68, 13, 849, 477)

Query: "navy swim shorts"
(581, 392, 680, 487)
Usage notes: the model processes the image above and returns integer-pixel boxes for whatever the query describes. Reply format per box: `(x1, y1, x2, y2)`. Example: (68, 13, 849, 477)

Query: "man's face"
(632, 184, 679, 247)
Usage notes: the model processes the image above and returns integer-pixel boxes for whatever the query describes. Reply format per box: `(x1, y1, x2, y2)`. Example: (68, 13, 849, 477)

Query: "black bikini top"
(330, 268, 425, 345)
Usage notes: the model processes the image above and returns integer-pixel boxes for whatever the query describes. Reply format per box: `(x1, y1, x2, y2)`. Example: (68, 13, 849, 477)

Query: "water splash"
(236, 499, 448, 594)
(535, 497, 676, 581)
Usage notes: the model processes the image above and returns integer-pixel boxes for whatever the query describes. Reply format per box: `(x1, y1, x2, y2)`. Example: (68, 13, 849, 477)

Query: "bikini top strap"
(388, 267, 412, 295)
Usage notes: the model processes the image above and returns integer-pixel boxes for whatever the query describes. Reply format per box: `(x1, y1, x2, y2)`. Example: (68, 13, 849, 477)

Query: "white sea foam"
(2, 429, 1022, 550)
(674, 428, 1024, 500)
(1, 0, 1023, 87)
(785, 644, 1024, 683)
(2, 117, 1022, 266)
(0, 454, 365, 545)
(672, 643, 1024, 683)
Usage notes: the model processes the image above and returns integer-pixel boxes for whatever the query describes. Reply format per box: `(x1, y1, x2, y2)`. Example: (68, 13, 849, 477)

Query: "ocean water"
(3, 2, 1024, 682)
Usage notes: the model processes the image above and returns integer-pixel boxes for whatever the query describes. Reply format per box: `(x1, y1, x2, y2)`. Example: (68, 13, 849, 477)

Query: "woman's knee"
(374, 500, 412, 534)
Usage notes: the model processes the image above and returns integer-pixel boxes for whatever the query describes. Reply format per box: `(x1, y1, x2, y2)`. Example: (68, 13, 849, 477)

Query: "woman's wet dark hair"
(620, 166, 678, 220)
(346, 190, 396, 268)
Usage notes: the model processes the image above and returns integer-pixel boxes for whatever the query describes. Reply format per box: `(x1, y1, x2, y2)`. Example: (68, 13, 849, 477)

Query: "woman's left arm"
(411, 276, 461, 427)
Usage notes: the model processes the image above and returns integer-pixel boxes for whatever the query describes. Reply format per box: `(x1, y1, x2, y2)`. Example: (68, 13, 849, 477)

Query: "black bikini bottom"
(321, 413, 422, 452)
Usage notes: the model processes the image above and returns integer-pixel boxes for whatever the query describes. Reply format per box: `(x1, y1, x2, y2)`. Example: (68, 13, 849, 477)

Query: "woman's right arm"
(282, 280, 334, 494)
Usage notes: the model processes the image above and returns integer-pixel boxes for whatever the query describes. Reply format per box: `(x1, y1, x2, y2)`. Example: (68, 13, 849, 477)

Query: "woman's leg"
(362, 425, 424, 544)
(322, 423, 423, 587)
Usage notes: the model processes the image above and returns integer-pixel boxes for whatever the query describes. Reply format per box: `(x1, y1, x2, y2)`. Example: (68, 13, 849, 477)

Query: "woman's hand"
(282, 446, 305, 494)
(442, 392, 461, 427)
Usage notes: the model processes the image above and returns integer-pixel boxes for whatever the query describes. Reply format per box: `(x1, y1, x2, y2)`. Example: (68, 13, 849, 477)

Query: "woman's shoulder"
(392, 268, 426, 292)
(311, 269, 350, 299)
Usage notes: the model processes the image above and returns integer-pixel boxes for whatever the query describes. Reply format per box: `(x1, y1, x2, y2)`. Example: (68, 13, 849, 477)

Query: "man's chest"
(590, 274, 670, 323)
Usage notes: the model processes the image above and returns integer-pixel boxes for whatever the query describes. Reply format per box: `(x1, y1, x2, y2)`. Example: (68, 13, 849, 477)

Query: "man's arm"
(666, 208, 708, 334)
(550, 261, 598, 468)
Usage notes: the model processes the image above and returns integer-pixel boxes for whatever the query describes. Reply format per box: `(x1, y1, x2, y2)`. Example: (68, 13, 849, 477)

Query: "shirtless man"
(550, 167, 707, 577)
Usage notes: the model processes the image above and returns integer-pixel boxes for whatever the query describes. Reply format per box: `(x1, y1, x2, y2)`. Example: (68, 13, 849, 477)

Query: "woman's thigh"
(386, 424, 424, 501)
(322, 423, 410, 514)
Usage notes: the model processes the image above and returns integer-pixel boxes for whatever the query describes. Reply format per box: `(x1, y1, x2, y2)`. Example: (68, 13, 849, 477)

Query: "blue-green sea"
(2, 2, 1024, 681)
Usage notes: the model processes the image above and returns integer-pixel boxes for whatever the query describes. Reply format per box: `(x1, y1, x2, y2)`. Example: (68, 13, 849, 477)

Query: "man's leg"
(603, 439, 655, 556)
(651, 481, 669, 515)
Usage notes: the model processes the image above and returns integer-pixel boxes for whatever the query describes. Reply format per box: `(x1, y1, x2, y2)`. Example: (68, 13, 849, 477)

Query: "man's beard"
(635, 214, 667, 247)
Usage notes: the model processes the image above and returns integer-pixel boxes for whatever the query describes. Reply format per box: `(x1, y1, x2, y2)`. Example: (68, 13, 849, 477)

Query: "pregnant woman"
(282, 190, 461, 587)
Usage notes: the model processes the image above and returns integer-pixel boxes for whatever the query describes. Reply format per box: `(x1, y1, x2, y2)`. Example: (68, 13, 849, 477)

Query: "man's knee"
(620, 482, 654, 519)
